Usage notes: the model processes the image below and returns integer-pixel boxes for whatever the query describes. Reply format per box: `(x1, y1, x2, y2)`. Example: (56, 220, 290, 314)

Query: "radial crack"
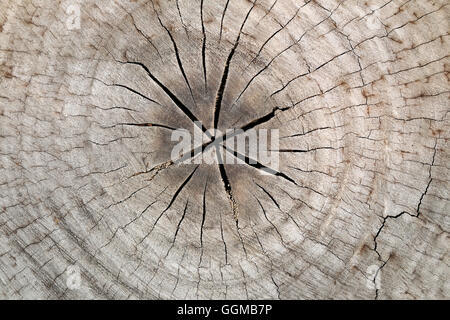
(219, 203, 229, 265)
(166, 200, 190, 258)
(239, 106, 288, 132)
(222, 145, 298, 186)
(153, 2, 197, 106)
(123, 61, 211, 138)
(128, 13, 162, 60)
(246, 4, 303, 69)
(200, 0, 208, 92)
(257, 0, 278, 25)
(269, 49, 351, 98)
(219, 0, 231, 42)
(218, 163, 239, 222)
(175, 0, 189, 38)
(272, 146, 336, 153)
(213, 0, 257, 130)
(89, 77, 162, 106)
(233, 3, 338, 104)
(150, 165, 199, 232)
(112, 123, 176, 131)
(255, 181, 302, 231)
(200, 177, 208, 248)
(254, 196, 286, 245)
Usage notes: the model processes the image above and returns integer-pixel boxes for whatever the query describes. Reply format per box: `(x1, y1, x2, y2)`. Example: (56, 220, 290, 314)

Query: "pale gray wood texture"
(0, 0, 448, 299)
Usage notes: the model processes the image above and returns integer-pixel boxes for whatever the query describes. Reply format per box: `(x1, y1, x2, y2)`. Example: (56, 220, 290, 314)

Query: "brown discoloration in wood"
(0, 0, 448, 300)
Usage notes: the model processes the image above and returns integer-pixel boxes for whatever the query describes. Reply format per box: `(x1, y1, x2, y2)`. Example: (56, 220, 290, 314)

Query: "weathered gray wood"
(0, 0, 448, 299)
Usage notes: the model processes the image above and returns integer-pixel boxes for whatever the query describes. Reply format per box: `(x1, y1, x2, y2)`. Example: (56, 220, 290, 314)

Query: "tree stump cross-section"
(0, 0, 449, 299)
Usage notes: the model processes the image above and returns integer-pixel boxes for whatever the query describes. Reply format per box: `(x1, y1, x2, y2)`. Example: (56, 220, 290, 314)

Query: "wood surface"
(0, 0, 448, 299)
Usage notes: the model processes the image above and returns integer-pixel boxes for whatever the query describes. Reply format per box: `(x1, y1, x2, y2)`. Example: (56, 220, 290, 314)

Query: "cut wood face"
(0, 0, 449, 299)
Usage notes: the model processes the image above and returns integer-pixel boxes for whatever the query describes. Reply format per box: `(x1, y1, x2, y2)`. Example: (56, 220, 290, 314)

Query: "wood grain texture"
(0, 0, 448, 299)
